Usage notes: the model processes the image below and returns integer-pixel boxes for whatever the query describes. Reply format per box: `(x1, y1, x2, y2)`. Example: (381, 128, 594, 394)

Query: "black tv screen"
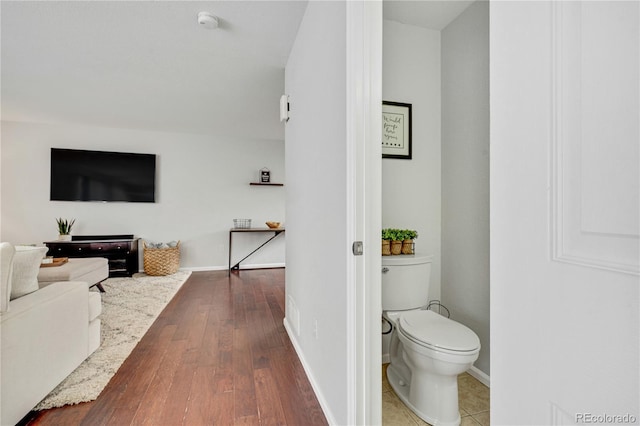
(50, 148, 156, 202)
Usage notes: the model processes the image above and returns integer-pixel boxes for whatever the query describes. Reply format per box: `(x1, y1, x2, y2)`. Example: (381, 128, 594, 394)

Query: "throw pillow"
(0, 242, 15, 313)
(11, 246, 48, 300)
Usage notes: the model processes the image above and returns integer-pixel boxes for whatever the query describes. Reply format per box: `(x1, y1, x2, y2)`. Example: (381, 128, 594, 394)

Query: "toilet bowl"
(385, 309, 480, 426)
(382, 255, 480, 426)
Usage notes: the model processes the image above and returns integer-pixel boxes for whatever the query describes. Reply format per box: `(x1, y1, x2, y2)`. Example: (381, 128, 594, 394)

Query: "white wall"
(284, 2, 349, 424)
(491, 1, 639, 424)
(382, 20, 442, 302)
(441, 0, 490, 377)
(0, 120, 285, 270)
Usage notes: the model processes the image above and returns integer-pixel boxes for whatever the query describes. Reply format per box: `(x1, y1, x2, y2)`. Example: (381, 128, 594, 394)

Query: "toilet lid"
(398, 310, 480, 352)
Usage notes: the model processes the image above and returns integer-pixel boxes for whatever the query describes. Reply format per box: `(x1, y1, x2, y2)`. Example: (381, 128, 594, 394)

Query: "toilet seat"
(398, 310, 480, 354)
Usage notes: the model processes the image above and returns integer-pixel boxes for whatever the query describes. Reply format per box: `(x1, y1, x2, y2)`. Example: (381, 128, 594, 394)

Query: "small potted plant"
(56, 218, 75, 241)
(381, 229, 394, 256)
(401, 229, 418, 254)
(383, 228, 403, 255)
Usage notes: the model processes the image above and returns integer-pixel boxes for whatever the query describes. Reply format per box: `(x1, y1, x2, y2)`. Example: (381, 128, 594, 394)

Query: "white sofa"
(0, 243, 102, 426)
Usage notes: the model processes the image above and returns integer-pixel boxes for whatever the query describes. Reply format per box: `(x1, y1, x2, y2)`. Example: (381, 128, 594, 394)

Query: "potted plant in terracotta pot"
(56, 218, 75, 241)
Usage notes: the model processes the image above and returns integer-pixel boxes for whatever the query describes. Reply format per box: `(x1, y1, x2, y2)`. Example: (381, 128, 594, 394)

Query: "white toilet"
(382, 254, 480, 426)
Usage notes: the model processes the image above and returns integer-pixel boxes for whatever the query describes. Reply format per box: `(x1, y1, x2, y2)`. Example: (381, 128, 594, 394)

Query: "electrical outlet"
(313, 319, 318, 339)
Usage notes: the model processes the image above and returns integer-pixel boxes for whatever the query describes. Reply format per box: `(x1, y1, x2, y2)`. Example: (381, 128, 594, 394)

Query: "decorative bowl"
(265, 221, 281, 229)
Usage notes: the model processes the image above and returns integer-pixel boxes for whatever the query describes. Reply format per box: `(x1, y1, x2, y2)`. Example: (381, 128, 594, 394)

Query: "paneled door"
(490, 1, 639, 424)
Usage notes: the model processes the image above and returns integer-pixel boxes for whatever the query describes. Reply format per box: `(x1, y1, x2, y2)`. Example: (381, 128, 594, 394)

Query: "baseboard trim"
(236, 262, 286, 270)
(468, 365, 490, 387)
(180, 263, 286, 272)
(180, 266, 227, 272)
(283, 318, 337, 426)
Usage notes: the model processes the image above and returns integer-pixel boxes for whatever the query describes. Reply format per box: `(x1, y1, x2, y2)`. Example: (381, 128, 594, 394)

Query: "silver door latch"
(352, 241, 363, 256)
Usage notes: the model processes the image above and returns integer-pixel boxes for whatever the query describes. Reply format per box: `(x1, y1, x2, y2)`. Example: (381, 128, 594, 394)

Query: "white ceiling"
(1, 1, 471, 141)
(1, 1, 308, 140)
(384, 0, 475, 31)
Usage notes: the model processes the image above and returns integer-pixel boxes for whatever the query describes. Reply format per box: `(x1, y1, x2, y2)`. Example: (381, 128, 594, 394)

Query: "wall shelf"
(249, 182, 284, 186)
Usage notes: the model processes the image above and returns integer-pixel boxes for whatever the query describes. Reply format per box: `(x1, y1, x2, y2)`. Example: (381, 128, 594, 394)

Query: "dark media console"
(44, 235, 139, 277)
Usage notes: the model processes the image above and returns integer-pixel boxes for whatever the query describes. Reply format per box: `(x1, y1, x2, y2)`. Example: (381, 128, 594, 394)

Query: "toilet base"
(387, 363, 461, 426)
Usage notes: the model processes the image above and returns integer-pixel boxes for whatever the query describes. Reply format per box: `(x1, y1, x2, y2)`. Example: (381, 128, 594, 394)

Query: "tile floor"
(382, 364, 490, 426)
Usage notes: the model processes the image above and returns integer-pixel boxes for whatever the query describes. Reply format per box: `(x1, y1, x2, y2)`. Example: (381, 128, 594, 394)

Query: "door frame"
(346, 1, 383, 424)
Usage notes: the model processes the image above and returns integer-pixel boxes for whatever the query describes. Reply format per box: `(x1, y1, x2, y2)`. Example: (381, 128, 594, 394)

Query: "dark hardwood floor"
(24, 269, 328, 426)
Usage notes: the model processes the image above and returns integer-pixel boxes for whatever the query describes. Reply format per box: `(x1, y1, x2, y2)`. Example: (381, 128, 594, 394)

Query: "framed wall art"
(382, 101, 412, 159)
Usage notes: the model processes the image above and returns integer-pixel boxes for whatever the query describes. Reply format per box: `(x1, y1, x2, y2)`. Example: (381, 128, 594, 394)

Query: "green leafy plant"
(382, 228, 396, 241)
(403, 229, 418, 240)
(382, 228, 402, 241)
(382, 228, 418, 241)
(56, 218, 75, 235)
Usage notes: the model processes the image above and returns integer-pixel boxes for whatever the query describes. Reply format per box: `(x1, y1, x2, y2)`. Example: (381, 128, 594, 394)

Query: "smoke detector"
(197, 12, 219, 30)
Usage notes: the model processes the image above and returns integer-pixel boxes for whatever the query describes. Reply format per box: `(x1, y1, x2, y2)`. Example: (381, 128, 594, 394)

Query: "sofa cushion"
(0, 243, 15, 313)
(11, 246, 48, 300)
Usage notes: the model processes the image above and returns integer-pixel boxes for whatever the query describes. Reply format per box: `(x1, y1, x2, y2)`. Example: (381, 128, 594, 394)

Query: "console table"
(44, 235, 139, 277)
(228, 227, 285, 274)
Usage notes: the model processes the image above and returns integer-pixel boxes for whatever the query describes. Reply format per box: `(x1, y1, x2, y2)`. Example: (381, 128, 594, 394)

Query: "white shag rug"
(35, 270, 192, 410)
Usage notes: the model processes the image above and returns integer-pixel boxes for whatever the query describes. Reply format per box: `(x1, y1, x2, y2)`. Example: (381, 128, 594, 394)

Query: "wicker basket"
(382, 240, 391, 256)
(390, 240, 403, 255)
(401, 239, 415, 255)
(143, 241, 180, 276)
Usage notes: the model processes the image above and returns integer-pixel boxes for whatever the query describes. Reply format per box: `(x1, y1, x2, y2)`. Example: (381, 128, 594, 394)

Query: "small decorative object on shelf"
(260, 167, 271, 183)
(233, 219, 252, 229)
(56, 217, 75, 241)
(250, 168, 284, 185)
(265, 221, 281, 229)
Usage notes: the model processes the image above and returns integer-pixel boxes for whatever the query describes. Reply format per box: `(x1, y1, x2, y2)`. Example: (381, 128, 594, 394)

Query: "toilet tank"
(381, 254, 433, 311)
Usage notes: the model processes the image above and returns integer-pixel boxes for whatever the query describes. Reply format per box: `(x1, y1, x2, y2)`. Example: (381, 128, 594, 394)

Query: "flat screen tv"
(50, 148, 156, 203)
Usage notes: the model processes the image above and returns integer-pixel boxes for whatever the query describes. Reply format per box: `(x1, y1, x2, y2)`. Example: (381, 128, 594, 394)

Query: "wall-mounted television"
(50, 148, 156, 203)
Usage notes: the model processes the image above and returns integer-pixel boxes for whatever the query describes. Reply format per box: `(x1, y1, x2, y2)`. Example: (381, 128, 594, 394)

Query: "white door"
(491, 1, 639, 424)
